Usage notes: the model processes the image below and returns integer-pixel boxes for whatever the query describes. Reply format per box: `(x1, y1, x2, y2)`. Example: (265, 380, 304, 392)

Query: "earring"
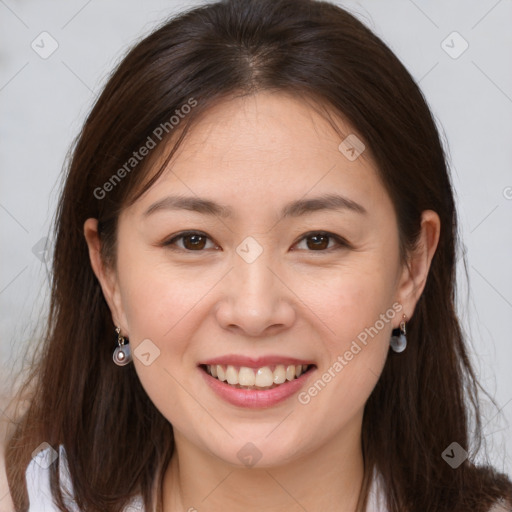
(113, 326, 132, 366)
(390, 314, 407, 353)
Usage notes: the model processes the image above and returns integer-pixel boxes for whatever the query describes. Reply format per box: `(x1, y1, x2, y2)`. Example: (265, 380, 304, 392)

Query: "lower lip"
(199, 366, 316, 409)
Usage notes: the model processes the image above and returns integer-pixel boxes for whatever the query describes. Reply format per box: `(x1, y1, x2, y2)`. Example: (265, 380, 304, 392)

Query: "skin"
(84, 91, 440, 512)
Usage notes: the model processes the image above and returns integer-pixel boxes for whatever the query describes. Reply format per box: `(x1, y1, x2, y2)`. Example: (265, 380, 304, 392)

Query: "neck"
(160, 414, 366, 512)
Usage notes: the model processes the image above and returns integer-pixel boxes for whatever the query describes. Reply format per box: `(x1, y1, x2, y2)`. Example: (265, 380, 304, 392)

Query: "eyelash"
(162, 230, 351, 253)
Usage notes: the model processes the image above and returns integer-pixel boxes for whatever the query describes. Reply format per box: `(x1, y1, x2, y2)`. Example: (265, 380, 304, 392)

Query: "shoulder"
(365, 466, 387, 511)
(364, 467, 512, 512)
(25, 443, 77, 511)
(25, 444, 145, 511)
(489, 500, 512, 512)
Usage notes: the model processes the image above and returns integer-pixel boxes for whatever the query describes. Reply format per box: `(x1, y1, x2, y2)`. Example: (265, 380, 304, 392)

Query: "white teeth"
(226, 365, 238, 385)
(217, 365, 226, 382)
(255, 367, 274, 387)
(273, 364, 286, 384)
(238, 366, 256, 386)
(205, 363, 311, 388)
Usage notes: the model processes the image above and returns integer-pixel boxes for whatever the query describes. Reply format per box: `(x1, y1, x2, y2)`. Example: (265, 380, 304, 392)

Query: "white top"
(26, 444, 387, 511)
(26, 445, 145, 512)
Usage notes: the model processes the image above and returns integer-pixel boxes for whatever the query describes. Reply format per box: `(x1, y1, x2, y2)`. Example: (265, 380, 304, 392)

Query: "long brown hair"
(5, 0, 512, 510)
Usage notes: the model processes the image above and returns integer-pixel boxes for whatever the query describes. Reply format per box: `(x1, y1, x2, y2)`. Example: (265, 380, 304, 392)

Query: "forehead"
(170, 92, 373, 169)
(125, 91, 389, 219)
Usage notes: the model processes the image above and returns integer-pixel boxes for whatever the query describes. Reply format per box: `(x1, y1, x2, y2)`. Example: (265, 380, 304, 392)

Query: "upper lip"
(199, 355, 315, 368)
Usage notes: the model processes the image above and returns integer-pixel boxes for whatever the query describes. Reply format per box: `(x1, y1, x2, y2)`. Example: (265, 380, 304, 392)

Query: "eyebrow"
(142, 193, 367, 220)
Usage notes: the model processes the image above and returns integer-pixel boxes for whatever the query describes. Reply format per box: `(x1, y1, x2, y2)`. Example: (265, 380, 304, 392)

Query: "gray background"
(1, 0, 511, 509)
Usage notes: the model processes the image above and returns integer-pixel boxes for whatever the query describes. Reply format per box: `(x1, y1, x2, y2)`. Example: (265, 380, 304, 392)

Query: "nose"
(215, 247, 296, 337)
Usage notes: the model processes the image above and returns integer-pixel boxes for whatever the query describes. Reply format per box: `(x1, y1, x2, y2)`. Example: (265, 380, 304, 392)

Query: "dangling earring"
(390, 314, 407, 353)
(113, 326, 132, 366)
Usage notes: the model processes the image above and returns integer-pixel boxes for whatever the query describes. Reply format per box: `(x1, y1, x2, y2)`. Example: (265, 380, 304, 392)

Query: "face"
(91, 92, 417, 468)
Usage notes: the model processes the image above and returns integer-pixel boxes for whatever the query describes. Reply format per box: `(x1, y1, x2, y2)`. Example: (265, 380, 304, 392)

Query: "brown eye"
(182, 234, 207, 250)
(305, 234, 330, 250)
(294, 232, 349, 252)
(163, 231, 216, 251)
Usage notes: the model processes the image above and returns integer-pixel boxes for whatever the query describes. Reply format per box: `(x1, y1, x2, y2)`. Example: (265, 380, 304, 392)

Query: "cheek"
(115, 255, 212, 424)
(298, 257, 399, 342)
(117, 251, 217, 342)
(292, 253, 399, 409)
(294, 269, 396, 431)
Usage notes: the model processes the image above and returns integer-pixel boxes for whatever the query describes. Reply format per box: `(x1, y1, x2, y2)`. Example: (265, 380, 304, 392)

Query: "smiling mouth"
(199, 363, 316, 390)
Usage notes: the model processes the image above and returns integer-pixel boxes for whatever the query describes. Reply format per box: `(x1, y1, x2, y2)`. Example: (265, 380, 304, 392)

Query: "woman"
(5, 0, 512, 510)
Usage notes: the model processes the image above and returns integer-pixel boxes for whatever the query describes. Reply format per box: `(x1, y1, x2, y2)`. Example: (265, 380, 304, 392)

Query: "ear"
(395, 210, 441, 322)
(83, 218, 129, 334)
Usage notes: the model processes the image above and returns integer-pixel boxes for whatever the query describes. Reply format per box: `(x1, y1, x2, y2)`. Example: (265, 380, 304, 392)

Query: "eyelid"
(162, 230, 351, 251)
